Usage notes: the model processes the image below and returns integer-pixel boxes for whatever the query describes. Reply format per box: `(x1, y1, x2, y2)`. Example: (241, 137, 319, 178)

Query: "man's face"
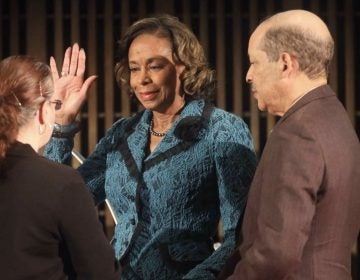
(246, 28, 284, 116)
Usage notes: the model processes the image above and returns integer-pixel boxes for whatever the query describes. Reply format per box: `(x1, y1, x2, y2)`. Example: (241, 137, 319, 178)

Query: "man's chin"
(256, 101, 266, 112)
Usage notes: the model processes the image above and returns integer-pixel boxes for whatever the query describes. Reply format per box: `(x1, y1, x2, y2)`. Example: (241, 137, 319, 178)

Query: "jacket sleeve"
(183, 116, 257, 279)
(228, 124, 325, 279)
(57, 170, 122, 280)
(44, 137, 74, 165)
(45, 120, 123, 205)
(75, 132, 114, 204)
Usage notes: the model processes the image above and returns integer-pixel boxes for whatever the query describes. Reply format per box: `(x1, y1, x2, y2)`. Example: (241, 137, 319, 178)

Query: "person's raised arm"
(44, 43, 97, 164)
(50, 43, 97, 125)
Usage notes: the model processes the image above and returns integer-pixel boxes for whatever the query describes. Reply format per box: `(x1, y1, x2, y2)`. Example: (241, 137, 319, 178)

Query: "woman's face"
(128, 33, 185, 114)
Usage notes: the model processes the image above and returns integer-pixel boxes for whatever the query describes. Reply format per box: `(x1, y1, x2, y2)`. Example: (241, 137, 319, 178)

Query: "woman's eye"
(129, 67, 140, 72)
(149, 64, 163, 70)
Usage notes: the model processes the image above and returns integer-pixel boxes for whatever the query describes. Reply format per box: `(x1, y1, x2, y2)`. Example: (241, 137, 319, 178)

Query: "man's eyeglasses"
(49, 99, 62, 111)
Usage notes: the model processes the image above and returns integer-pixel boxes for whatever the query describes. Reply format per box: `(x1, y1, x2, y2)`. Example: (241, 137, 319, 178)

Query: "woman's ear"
(35, 102, 48, 135)
(37, 102, 46, 125)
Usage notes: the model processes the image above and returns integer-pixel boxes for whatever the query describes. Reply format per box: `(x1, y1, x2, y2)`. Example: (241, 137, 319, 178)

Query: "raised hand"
(50, 43, 97, 125)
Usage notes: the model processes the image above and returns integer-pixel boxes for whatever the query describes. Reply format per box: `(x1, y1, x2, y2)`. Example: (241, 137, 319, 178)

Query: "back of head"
(0, 56, 53, 168)
(114, 14, 215, 101)
(258, 10, 334, 79)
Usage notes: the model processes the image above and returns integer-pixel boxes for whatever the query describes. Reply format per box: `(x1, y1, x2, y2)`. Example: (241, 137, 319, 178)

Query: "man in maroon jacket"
(219, 9, 360, 280)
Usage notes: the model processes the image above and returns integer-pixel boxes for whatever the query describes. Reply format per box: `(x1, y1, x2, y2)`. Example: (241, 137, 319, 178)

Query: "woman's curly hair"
(114, 14, 216, 102)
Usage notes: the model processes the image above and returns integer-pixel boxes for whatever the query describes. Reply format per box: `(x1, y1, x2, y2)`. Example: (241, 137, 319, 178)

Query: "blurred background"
(1, 0, 359, 278)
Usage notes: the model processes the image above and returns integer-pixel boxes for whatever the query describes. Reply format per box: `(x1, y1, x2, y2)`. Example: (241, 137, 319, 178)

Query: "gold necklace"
(150, 119, 167, 137)
(150, 102, 186, 137)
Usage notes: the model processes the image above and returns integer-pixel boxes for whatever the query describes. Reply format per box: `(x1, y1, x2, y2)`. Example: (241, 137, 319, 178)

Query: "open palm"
(50, 43, 97, 125)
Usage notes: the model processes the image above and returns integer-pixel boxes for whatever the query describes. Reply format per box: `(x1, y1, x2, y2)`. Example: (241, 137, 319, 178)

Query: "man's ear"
(280, 52, 298, 77)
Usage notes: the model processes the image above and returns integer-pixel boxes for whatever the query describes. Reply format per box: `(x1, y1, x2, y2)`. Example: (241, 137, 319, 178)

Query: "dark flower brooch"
(174, 116, 207, 142)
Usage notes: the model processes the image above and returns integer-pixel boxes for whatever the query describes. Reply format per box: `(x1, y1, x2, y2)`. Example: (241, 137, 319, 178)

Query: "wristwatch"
(52, 120, 81, 138)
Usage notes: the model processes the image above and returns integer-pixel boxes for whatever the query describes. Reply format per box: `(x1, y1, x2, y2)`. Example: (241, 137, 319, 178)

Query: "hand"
(50, 43, 97, 125)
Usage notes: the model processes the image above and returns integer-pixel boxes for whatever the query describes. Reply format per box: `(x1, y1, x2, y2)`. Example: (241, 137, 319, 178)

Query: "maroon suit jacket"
(221, 85, 360, 279)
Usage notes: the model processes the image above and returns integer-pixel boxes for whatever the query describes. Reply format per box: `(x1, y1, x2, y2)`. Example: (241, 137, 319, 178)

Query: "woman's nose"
(139, 69, 151, 84)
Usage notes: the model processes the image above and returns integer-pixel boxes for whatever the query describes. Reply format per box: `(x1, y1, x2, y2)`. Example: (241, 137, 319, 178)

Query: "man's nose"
(245, 72, 252, 83)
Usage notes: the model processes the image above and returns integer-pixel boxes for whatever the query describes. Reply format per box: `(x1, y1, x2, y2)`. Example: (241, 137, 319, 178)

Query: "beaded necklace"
(149, 119, 167, 137)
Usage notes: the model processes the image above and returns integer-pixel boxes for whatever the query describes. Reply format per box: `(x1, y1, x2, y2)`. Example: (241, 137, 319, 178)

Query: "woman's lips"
(138, 91, 157, 101)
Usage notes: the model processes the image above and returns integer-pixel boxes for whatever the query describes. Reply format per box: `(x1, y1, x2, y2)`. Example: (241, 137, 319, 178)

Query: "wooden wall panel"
(71, 0, 82, 156)
(10, 1, 19, 54)
(138, 0, 147, 18)
(215, 0, 226, 109)
(86, 0, 98, 154)
(181, 0, 191, 27)
(70, 0, 80, 43)
(53, 0, 63, 62)
(199, 0, 209, 58)
(327, 0, 338, 95)
(0, 1, 2, 58)
(232, 0, 243, 116)
(309, 0, 320, 13)
(120, 0, 131, 118)
(104, 0, 115, 130)
(282, 0, 303, 9)
(26, 0, 46, 61)
(345, 0, 355, 125)
(155, 0, 174, 14)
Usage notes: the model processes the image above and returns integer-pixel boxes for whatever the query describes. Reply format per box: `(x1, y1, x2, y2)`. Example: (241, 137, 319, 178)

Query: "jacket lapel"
(118, 100, 214, 183)
(126, 111, 151, 173)
(144, 100, 213, 171)
(278, 85, 335, 126)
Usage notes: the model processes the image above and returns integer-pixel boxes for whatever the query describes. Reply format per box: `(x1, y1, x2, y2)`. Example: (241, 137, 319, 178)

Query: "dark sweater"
(0, 142, 121, 280)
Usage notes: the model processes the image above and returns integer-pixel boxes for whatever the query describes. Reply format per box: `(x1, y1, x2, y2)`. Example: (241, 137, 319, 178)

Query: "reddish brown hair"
(0, 55, 53, 168)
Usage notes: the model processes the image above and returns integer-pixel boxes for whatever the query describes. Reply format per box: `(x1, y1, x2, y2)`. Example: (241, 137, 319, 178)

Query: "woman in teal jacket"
(45, 14, 257, 279)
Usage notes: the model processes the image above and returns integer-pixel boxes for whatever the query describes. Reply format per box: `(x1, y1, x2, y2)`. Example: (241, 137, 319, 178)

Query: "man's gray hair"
(260, 25, 334, 79)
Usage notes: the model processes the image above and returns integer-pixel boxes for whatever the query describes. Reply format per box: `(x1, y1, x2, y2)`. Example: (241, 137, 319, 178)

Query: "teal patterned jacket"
(44, 99, 257, 279)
